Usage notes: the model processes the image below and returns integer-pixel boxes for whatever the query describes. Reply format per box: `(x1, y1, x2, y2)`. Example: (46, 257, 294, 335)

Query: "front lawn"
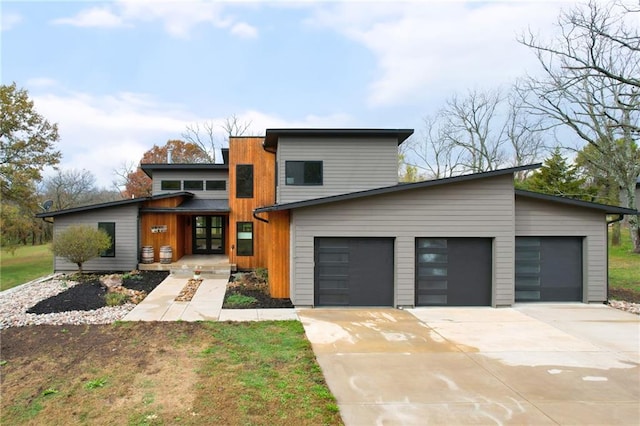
(0, 321, 342, 425)
(609, 227, 640, 300)
(0, 245, 53, 291)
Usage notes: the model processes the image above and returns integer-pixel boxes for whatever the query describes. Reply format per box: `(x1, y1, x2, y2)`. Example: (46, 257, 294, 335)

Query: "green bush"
(105, 292, 130, 306)
(255, 267, 268, 282)
(51, 225, 112, 273)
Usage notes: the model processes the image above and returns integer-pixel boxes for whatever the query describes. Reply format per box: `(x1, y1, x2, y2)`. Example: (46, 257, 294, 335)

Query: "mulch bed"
(27, 271, 169, 314)
(609, 288, 640, 303)
(223, 287, 294, 309)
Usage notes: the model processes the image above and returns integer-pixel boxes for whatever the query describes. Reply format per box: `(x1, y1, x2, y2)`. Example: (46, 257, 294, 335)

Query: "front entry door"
(193, 216, 224, 254)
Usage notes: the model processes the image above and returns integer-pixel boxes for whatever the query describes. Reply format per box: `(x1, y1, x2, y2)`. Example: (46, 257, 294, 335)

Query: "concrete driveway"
(298, 304, 639, 425)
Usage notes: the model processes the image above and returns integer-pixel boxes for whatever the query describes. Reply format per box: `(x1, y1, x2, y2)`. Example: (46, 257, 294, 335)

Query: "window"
(236, 222, 253, 256)
(285, 161, 323, 185)
(236, 165, 253, 198)
(161, 180, 181, 190)
(183, 180, 203, 191)
(98, 222, 115, 257)
(206, 180, 226, 191)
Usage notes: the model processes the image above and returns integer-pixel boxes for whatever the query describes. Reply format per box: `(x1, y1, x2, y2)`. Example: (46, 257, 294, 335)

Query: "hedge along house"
(37, 128, 637, 307)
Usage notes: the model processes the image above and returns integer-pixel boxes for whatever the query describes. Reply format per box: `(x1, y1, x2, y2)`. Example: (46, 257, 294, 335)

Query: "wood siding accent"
(267, 210, 290, 298)
(143, 196, 187, 209)
(515, 196, 607, 302)
(151, 170, 229, 199)
(277, 137, 400, 203)
(289, 175, 516, 307)
(228, 137, 275, 270)
(140, 213, 182, 262)
(53, 205, 139, 272)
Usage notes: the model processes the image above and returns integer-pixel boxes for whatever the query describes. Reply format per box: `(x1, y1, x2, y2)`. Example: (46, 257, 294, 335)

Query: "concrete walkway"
(123, 275, 298, 322)
(298, 305, 640, 425)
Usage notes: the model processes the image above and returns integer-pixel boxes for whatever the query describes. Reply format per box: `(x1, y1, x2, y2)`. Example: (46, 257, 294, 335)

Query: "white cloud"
(308, 2, 568, 108)
(52, 6, 124, 28)
(53, 0, 258, 39)
(1, 12, 22, 31)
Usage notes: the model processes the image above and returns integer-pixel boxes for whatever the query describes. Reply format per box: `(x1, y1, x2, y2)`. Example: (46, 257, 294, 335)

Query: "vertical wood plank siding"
(140, 212, 181, 262)
(276, 137, 400, 203)
(515, 196, 607, 302)
(151, 170, 229, 199)
(53, 205, 139, 272)
(290, 175, 516, 307)
(267, 210, 290, 298)
(228, 137, 276, 269)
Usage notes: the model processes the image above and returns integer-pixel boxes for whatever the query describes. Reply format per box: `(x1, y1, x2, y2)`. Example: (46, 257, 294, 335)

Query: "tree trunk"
(77, 263, 83, 274)
(611, 222, 621, 246)
(623, 184, 640, 253)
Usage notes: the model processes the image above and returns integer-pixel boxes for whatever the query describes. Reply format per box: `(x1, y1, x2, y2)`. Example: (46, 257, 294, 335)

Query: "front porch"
(138, 254, 235, 276)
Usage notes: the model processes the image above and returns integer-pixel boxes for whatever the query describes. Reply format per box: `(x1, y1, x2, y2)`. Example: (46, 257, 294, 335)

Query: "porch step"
(170, 266, 231, 278)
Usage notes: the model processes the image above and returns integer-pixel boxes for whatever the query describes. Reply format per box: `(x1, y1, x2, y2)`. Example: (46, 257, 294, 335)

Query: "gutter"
(606, 214, 625, 225)
(253, 209, 269, 224)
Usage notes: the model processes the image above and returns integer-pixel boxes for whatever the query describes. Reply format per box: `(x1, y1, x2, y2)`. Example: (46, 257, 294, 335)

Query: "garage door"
(515, 237, 583, 302)
(314, 237, 394, 306)
(415, 238, 492, 306)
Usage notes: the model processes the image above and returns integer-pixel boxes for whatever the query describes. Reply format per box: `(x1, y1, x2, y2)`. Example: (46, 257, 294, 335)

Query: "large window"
(161, 180, 181, 190)
(206, 180, 226, 191)
(236, 222, 254, 256)
(285, 161, 323, 185)
(183, 180, 204, 191)
(236, 165, 254, 198)
(98, 222, 115, 257)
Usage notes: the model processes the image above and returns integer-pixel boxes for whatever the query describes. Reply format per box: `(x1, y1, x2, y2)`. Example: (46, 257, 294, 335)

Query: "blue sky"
(1, 0, 574, 188)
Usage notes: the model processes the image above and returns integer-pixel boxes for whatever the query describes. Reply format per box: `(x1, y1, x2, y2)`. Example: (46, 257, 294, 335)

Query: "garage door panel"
(315, 238, 394, 306)
(416, 238, 492, 306)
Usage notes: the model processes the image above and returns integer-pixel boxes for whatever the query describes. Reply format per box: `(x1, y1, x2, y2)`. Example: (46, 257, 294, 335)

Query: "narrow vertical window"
(236, 222, 254, 256)
(98, 222, 116, 257)
(236, 164, 254, 198)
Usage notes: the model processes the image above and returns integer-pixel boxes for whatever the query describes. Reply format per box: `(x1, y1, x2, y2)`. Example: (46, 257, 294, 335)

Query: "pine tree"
(521, 148, 593, 200)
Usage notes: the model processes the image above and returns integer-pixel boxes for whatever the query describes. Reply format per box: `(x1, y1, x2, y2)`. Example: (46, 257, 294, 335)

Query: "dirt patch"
(26, 271, 169, 314)
(609, 287, 640, 303)
(0, 322, 342, 425)
(224, 271, 293, 309)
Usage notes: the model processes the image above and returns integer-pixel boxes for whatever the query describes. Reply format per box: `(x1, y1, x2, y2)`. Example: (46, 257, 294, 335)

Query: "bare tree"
(519, 0, 640, 251)
(41, 169, 98, 210)
(183, 114, 254, 162)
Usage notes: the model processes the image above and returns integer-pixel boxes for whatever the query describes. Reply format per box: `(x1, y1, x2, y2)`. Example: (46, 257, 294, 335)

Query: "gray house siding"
(53, 204, 139, 272)
(276, 137, 400, 203)
(151, 170, 228, 199)
(515, 196, 607, 302)
(289, 175, 516, 307)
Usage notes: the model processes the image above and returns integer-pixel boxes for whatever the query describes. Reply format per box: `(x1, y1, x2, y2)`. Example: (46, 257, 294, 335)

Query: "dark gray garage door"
(415, 238, 492, 306)
(314, 237, 394, 306)
(515, 237, 583, 302)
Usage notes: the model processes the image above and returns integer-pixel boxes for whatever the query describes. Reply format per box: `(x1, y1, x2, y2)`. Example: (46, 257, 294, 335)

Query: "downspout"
(253, 209, 269, 224)
(605, 214, 625, 303)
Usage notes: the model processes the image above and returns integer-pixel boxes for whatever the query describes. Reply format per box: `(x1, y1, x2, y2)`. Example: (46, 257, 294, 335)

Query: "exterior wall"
(267, 210, 290, 298)
(515, 196, 607, 302)
(276, 137, 399, 203)
(53, 205, 139, 272)
(228, 137, 275, 269)
(289, 175, 516, 307)
(151, 169, 229, 199)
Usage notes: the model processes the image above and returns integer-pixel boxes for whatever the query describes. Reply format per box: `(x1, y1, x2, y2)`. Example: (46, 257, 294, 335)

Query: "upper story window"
(206, 180, 226, 191)
(285, 161, 323, 185)
(236, 165, 253, 198)
(161, 180, 181, 191)
(183, 180, 204, 191)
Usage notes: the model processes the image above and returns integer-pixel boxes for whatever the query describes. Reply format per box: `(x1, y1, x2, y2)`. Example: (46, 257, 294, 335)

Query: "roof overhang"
(515, 190, 639, 215)
(263, 128, 414, 150)
(255, 164, 541, 213)
(140, 198, 229, 213)
(141, 163, 228, 178)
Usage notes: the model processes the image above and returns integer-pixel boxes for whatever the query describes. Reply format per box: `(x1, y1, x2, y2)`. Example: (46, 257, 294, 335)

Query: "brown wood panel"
(143, 196, 185, 209)
(267, 210, 290, 298)
(228, 137, 275, 269)
(140, 213, 180, 262)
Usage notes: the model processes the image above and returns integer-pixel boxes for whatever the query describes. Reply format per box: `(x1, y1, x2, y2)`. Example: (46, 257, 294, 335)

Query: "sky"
(1, 0, 578, 189)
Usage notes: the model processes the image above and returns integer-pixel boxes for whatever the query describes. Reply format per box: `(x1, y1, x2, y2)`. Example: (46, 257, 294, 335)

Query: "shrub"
(225, 294, 258, 308)
(51, 225, 111, 273)
(105, 292, 130, 306)
(255, 267, 268, 283)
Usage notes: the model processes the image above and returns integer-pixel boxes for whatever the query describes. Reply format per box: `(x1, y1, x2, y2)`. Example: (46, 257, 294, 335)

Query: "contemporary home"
(37, 128, 637, 308)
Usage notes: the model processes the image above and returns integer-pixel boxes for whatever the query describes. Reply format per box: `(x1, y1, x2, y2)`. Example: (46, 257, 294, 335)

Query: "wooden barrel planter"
(159, 246, 173, 264)
(141, 246, 154, 264)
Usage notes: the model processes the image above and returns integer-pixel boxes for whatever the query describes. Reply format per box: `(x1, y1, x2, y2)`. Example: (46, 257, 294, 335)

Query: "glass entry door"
(193, 216, 224, 254)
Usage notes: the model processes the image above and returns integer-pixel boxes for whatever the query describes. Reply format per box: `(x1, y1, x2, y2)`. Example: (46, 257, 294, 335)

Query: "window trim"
(236, 222, 254, 256)
(236, 164, 254, 198)
(161, 180, 181, 191)
(98, 222, 116, 257)
(285, 160, 323, 186)
(206, 180, 227, 191)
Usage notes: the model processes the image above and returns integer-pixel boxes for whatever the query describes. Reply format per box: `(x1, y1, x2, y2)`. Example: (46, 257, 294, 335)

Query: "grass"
(0, 244, 53, 291)
(609, 227, 640, 293)
(1, 321, 343, 425)
(224, 293, 258, 308)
